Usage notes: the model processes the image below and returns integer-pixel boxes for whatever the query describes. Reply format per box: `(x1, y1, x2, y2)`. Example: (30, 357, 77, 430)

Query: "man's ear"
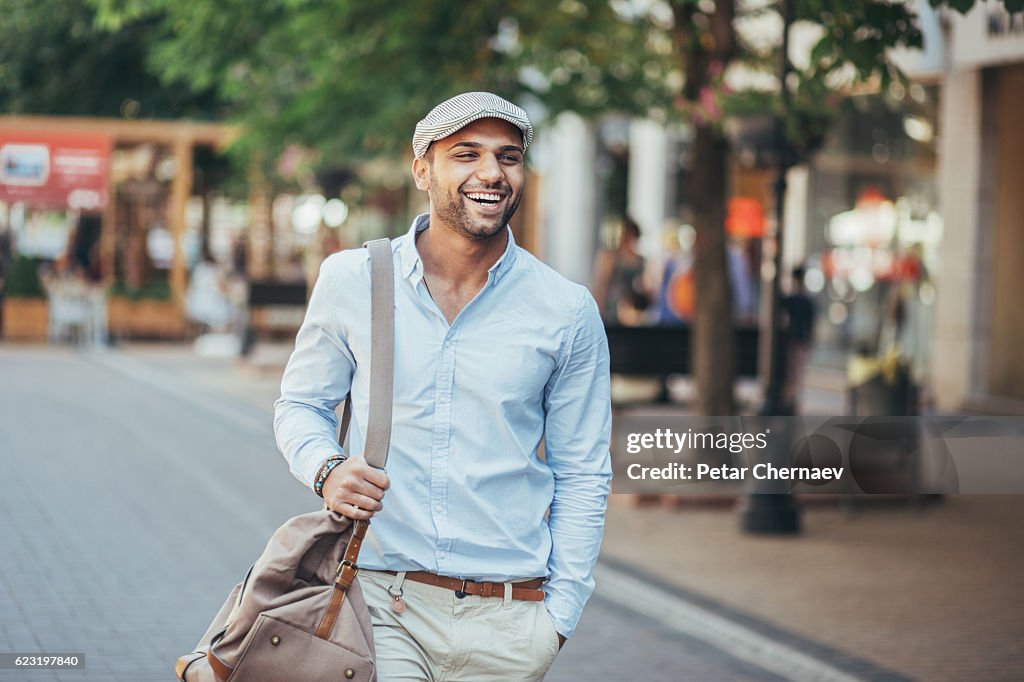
(412, 157, 430, 191)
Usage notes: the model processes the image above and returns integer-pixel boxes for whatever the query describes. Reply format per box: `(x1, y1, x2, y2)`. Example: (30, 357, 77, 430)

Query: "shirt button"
(435, 504, 443, 513)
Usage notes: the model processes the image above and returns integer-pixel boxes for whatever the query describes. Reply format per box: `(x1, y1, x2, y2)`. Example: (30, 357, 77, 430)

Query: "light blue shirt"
(274, 214, 612, 639)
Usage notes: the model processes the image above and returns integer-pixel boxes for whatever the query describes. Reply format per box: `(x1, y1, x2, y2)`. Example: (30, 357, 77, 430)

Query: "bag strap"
(337, 238, 394, 469)
(360, 238, 395, 470)
(206, 243, 397, 677)
(314, 238, 394, 642)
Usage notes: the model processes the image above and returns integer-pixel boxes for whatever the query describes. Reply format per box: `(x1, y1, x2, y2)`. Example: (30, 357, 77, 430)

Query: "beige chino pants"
(360, 569, 560, 681)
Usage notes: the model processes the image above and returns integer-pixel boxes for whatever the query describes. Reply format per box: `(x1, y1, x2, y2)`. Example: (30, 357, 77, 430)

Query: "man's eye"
(501, 155, 523, 163)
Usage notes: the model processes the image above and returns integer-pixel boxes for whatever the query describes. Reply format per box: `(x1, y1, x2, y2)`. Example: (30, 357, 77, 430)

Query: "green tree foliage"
(0, 0, 220, 119)
(4, 256, 46, 299)
(90, 0, 676, 161)
(84, 0, 1016, 160)
(81, 0, 1015, 413)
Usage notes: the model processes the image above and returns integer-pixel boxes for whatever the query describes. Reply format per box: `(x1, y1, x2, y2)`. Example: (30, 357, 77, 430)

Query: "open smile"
(462, 190, 507, 209)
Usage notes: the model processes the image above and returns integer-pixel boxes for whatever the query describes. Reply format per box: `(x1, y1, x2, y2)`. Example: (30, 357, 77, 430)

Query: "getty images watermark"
(612, 416, 1024, 494)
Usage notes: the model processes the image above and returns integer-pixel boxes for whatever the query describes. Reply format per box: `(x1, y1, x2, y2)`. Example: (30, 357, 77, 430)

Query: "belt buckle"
(455, 579, 469, 599)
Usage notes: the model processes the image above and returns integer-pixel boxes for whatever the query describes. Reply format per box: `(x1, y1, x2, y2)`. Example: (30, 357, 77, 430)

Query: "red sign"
(725, 196, 765, 238)
(0, 131, 111, 209)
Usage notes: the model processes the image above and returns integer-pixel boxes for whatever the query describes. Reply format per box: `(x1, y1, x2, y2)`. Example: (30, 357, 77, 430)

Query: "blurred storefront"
(0, 116, 232, 339)
(927, 2, 1024, 411)
(525, 3, 1022, 416)
(778, 0, 1024, 413)
(0, 115, 537, 343)
(798, 88, 942, 381)
(788, 0, 1024, 412)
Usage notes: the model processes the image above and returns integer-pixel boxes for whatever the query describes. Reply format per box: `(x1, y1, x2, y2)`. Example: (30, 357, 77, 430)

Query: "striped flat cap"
(412, 92, 533, 159)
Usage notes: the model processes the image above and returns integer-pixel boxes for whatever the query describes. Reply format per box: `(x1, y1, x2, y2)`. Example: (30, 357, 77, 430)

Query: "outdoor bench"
(605, 324, 760, 404)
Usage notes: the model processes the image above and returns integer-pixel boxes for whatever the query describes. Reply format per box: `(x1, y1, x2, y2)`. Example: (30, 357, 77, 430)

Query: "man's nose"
(475, 154, 503, 183)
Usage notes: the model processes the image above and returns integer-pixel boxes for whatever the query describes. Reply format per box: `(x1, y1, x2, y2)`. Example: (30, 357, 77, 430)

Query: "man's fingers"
(325, 486, 383, 516)
(344, 493, 383, 512)
(331, 469, 387, 501)
(343, 454, 390, 489)
(321, 456, 389, 518)
(362, 466, 390, 491)
(333, 503, 374, 521)
(352, 478, 387, 502)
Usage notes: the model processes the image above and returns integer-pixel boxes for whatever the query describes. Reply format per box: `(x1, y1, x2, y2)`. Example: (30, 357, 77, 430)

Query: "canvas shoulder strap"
(361, 238, 394, 470)
(337, 238, 394, 470)
(311, 238, 395, 640)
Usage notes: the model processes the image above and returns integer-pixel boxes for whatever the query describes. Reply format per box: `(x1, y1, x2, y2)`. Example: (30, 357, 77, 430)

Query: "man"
(781, 265, 816, 414)
(274, 92, 612, 681)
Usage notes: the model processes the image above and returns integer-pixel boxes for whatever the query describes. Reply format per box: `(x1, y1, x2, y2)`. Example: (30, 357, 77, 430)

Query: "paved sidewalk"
(602, 496, 1024, 681)
(102, 344, 1024, 680)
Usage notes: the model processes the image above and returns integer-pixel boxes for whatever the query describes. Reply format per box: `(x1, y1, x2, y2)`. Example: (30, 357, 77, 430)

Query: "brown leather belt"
(383, 570, 546, 601)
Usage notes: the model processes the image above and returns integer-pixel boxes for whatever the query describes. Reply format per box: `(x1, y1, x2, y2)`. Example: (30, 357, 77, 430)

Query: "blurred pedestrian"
(0, 219, 11, 290)
(781, 265, 817, 413)
(274, 92, 611, 681)
(653, 224, 696, 325)
(280, 248, 307, 284)
(592, 216, 650, 325)
(230, 233, 248, 278)
(185, 254, 233, 333)
(0, 219, 13, 333)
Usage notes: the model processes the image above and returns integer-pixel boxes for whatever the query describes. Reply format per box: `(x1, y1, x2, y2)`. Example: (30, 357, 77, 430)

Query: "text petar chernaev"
(623, 428, 844, 482)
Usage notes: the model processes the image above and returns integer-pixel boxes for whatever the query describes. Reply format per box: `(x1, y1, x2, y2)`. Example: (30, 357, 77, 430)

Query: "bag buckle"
(336, 559, 359, 578)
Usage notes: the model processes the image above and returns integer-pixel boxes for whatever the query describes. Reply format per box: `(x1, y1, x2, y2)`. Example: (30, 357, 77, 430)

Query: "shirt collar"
(398, 214, 430, 279)
(398, 213, 519, 285)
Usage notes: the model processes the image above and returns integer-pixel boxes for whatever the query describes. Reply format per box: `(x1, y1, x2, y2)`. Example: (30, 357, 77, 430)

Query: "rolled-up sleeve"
(541, 289, 612, 639)
(273, 255, 356, 489)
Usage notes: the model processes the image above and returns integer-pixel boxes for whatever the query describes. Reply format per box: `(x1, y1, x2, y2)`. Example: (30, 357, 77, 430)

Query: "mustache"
(460, 183, 512, 196)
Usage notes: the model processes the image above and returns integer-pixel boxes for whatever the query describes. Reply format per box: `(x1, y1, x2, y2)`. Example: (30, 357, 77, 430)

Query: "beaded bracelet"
(313, 455, 348, 498)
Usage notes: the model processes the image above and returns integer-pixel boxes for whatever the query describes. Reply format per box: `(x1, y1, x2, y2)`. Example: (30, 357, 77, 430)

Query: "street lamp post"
(739, 0, 801, 535)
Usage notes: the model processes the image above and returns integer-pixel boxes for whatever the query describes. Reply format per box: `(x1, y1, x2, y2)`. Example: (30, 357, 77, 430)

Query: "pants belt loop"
(502, 582, 514, 609)
(389, 571, 407, 595)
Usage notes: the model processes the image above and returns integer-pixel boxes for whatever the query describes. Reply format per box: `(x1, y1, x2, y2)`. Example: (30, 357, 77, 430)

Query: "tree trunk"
(690, 124, 735, 415)
(671, 0, 737, 415)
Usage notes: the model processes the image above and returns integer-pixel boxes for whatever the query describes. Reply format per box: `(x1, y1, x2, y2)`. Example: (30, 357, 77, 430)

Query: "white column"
(782, 166, 808, 270)
(931, 68, 985, 410)
(541, 112, 598, 285)
(627, 119, 669, 262)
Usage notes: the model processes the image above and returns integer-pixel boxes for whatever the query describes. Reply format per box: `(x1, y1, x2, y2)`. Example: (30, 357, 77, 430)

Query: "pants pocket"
(534, 603, 560, 665)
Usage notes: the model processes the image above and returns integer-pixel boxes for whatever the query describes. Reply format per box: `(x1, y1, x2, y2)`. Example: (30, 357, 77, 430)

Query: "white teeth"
(466, 192, 503, 201)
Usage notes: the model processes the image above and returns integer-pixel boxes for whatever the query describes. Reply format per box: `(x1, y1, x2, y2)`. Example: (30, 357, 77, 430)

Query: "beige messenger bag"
(176, 239, 394, 682)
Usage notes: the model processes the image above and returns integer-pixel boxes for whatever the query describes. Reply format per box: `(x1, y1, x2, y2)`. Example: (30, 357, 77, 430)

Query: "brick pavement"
(0, 347, 315, 681)
(601, 496, 1024, 681)
(124, 343, 1024, 680)
(4, 343, 1021, 681)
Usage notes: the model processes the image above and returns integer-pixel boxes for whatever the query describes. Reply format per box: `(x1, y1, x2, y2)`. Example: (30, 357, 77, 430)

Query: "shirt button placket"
(431, 332, 457, 569)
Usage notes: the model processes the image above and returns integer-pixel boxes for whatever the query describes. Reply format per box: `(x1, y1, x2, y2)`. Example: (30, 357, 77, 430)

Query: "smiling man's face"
(413, 117, 525, 242)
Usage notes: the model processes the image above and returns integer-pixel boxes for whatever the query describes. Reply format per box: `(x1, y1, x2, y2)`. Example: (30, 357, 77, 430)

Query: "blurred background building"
(528, 0, 1024, 414)
(1, 0, 1021, 414)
